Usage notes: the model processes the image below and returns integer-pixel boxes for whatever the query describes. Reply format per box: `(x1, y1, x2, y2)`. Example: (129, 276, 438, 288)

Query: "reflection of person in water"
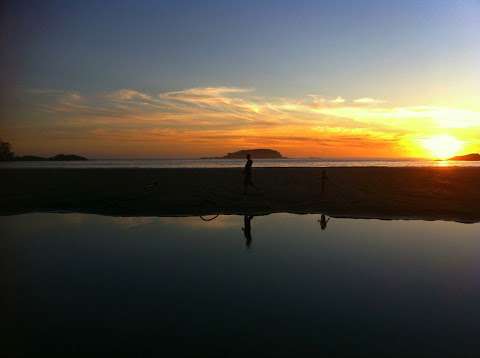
(318, 214, 330, 230)
(242, 215, 254, 248)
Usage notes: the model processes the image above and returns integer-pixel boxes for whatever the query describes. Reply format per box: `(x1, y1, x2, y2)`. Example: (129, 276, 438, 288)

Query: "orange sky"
(2, 87, 480, 159)
(2, 1, 479, 159)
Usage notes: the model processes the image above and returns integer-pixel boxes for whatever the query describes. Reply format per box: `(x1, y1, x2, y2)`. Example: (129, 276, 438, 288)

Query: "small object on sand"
(145, 181, 159, 191)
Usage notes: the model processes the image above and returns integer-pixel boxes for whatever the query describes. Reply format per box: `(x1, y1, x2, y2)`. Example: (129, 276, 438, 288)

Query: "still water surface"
(2, 213, 480, 356)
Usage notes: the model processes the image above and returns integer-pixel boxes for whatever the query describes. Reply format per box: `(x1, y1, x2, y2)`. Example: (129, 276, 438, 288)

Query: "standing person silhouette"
(243, 153, 257, 195)
(321, 169, 328, 195)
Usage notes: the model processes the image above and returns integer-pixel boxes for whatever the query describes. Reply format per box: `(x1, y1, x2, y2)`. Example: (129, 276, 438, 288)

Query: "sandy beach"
(1, 167, 479, 222)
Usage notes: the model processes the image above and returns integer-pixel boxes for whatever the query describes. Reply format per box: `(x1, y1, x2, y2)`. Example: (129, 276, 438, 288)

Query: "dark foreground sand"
(1, 167, 480, 222)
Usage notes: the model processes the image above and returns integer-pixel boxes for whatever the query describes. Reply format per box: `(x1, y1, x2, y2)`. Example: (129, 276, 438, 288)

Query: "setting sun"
(421, 135, 464, 160)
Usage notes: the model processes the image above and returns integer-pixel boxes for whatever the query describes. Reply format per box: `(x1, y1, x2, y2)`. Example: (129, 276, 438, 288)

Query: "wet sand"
(1, 167, 479, 222)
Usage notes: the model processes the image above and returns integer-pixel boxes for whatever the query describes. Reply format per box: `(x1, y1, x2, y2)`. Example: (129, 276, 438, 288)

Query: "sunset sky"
(1, 0, 479, 158)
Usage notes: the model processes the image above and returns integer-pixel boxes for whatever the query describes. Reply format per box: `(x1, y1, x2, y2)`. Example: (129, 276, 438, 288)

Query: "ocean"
(1, 158, 479, 168)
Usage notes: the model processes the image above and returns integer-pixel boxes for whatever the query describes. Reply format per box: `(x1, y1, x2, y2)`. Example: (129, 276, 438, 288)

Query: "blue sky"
(3, 0, 478, 101)
(1, 0, 479, 157)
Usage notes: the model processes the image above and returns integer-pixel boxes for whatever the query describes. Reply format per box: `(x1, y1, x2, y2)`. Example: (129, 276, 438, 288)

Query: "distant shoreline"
(10, 154, 88, 162)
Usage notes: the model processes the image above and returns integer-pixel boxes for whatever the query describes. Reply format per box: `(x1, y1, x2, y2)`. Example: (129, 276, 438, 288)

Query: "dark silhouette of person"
(243, 154, 257, 194)
(242, 215, 254, 248)
(321, 169, 328, 195)
(318, 214, 330, 230)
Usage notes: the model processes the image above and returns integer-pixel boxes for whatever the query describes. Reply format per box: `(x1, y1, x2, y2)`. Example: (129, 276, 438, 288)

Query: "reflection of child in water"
(319, 214, 330, 230)
(242, 215, 254, 248)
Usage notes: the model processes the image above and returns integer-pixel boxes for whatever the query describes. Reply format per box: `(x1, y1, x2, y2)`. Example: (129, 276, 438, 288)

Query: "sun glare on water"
(421, 135, 464, 160)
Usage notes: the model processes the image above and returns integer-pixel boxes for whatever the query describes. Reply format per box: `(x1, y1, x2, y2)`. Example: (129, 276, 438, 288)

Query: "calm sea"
(1, 158, 480, 168)
(3, 212, 480, 356)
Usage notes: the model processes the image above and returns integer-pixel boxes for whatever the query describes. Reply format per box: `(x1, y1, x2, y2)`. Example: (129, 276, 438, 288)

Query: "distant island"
(203, 149, 285, 159)
(14, 154, 88, 161)
(449, 153, 480, 161)
(1, 140, 88, 161)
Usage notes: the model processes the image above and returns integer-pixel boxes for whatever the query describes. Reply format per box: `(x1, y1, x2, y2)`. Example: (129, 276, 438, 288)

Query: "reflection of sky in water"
(2, 213, 480, 356)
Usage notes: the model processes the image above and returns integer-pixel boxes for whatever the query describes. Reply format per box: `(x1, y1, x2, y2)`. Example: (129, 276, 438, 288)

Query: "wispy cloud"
(16, 86, 480, 157)
(160, 86, 252, 98)
(353, 97, 386, 104)
(106, 89, 152, 102)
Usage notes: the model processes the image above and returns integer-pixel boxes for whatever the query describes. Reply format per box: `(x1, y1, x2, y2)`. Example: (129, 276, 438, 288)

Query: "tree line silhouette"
(0, 140, 15, 161)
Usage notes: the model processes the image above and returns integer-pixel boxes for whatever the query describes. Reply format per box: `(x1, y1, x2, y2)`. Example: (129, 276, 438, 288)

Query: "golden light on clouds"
(8, 87, 480, 158)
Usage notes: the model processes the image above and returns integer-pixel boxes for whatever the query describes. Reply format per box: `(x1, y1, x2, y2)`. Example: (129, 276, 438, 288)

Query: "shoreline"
(1, 167, 480, 223)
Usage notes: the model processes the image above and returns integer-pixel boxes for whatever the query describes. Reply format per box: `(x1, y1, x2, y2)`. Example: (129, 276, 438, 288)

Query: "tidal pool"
(2, 213, 480, 356)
